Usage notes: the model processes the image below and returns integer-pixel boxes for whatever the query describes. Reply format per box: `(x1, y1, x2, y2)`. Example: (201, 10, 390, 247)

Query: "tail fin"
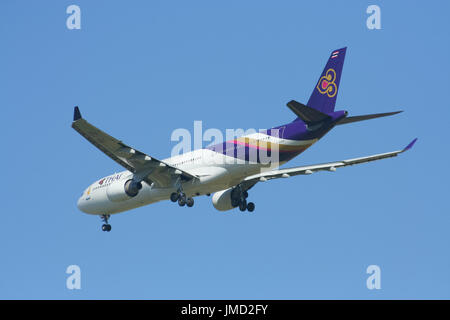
(306, 47, 347, 114)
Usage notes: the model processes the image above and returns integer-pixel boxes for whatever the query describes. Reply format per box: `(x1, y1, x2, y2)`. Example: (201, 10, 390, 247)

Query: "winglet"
(403, 138, 418, 152)
(73, 106, 82, 121)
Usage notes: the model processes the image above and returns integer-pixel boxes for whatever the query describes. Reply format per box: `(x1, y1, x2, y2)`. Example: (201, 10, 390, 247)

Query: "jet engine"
(106, 179, 142, 202)
(212, 188, 240, 211)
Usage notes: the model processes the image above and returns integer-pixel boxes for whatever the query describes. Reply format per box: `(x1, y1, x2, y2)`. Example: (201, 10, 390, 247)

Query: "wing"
(241, 138, 417, 189)
(71, 107, 198, 187)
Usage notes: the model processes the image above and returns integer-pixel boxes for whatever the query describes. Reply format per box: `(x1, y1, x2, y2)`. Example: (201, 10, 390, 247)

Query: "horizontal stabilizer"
(287, 100, 330, 124)
(336, 111, 402, 125)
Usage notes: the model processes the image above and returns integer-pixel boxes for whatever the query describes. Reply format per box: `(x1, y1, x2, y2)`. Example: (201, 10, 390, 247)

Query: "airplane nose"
(77, 197, 87, 213)
(77, 197, 83, 210)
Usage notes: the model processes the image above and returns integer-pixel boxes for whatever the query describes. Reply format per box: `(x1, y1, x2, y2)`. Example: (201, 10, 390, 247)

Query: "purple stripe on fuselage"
(206, 111, 346, 164)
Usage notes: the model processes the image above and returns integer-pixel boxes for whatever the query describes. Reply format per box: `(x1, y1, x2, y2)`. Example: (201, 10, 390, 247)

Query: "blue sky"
(1, 0, 449, 299)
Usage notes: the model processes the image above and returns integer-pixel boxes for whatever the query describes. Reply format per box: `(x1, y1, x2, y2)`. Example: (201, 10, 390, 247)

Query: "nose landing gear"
(101, 214, 111, 232)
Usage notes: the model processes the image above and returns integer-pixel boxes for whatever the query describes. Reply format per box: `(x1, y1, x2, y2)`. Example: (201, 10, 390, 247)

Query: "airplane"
(73, 47, 417, 232)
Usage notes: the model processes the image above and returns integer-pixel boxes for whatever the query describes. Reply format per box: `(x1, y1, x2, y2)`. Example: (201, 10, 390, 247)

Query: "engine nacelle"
(106, 179, 142, 202)
(212, 188, 238, 211)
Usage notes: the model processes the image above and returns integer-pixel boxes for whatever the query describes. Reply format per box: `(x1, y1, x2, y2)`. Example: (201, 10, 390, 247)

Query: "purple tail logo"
(316, 68, 337, 98)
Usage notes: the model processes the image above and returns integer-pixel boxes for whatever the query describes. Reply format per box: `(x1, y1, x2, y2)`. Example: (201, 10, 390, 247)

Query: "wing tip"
(403, 138, 418, 152)
(73, 106, 82, 121)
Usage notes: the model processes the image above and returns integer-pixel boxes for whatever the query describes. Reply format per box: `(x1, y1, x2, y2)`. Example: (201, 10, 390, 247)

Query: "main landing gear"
(170, 191, 194, 208)
(101, 214, 111, 232)
(231, 186, 255, 213)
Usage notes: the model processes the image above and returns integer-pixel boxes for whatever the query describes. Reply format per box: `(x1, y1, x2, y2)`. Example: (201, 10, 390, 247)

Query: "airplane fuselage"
(76, 116, 343, 215)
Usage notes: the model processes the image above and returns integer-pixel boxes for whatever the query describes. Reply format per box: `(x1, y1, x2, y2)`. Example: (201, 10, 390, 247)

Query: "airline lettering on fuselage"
(93, 174, 124, 192)
(99, 174, 123, 185)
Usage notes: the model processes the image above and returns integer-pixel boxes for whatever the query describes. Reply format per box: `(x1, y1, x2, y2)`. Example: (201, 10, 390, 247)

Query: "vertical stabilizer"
(306, 47, 346, 114)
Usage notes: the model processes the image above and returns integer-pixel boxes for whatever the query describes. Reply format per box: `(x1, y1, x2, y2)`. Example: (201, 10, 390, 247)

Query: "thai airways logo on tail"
(316, 68, 337, 98)
(306, 47, 346, 114)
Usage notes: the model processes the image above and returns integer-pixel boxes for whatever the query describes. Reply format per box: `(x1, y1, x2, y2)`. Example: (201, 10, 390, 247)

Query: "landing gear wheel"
(231, 198, 240, 207)
(239, 199, 247, 212)
(170, 192, 179, 202)
(178, 196, 186, 207)
(246, 202, 255, 212)
(186, 197, 194, 207)
(100, 214, 111, 232)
